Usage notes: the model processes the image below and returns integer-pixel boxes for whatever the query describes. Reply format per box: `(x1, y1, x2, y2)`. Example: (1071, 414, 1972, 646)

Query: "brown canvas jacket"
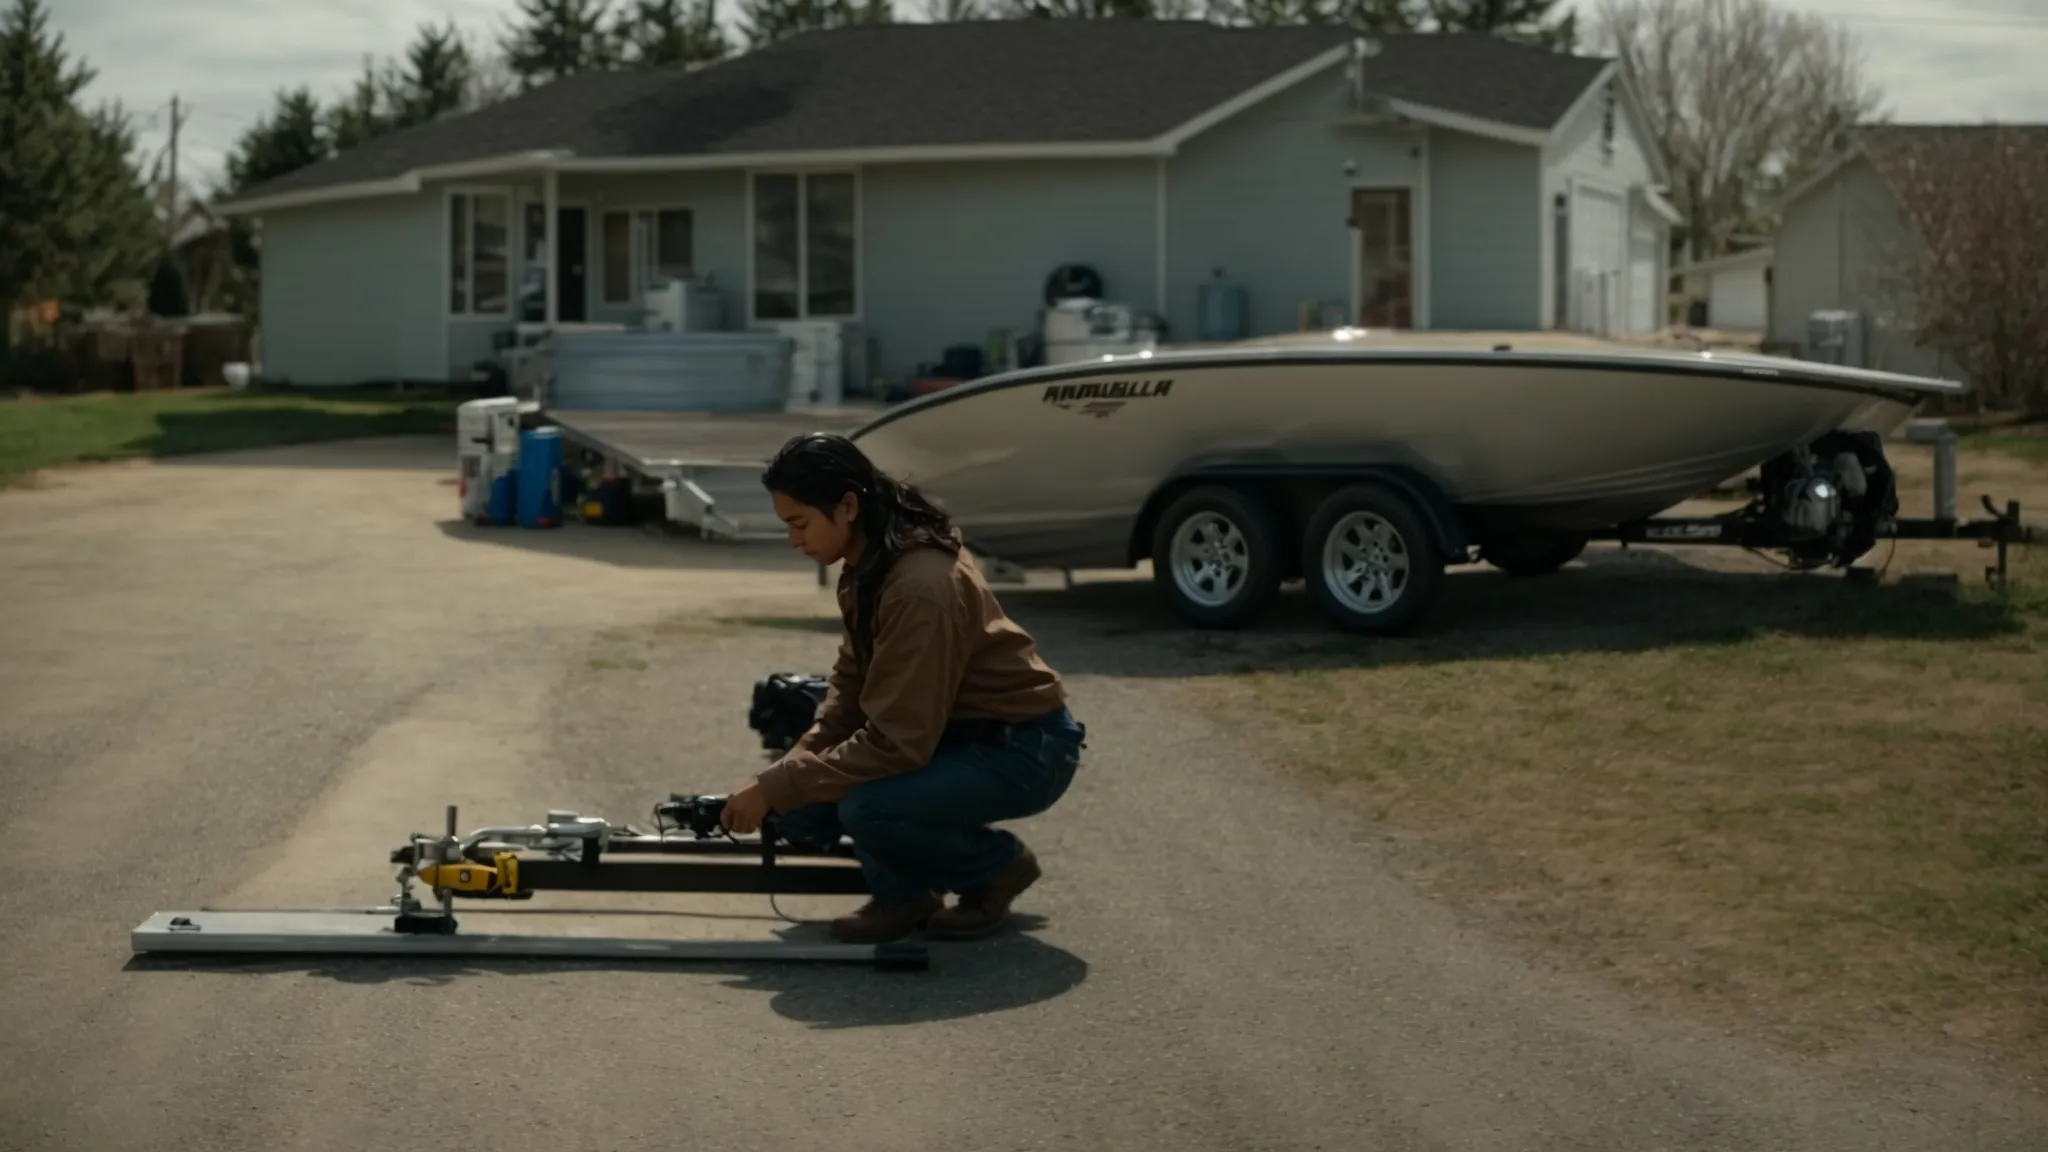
(755, 545, 1067, 811)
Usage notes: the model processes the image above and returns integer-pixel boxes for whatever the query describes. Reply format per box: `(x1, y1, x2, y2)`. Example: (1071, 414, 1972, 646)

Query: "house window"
(601, 206, 695, 304)
(449, 191, 511, 316)
(751, 172, 858, 321)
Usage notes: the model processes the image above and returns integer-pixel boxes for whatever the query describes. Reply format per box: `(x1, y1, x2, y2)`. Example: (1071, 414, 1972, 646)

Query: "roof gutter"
(215, 150, 574, 216)
(554, 140, 1165, 173)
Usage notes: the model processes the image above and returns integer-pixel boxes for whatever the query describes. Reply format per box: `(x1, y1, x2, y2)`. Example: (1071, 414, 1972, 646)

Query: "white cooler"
(456, 397, 522, 522)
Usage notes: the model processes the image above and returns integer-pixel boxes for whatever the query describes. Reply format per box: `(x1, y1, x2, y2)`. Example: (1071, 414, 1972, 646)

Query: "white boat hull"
(850, 337, 1958, 571)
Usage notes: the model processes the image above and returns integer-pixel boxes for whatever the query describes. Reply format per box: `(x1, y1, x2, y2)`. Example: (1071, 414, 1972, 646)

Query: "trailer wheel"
(1479, 531, 1587, 578)
(1302, 483, 1444, 635)
(1150, 485, 1283, 629)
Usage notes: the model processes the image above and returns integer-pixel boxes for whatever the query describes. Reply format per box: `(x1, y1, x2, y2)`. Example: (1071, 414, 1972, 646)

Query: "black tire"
(1300, 483, 1446, 635)
(1149, 484, 1284, 629)
(1479, 531, 1588, 578)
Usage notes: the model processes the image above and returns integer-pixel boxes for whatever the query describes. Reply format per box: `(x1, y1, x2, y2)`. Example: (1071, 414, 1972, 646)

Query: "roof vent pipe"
(1347, 37, 1380, 111)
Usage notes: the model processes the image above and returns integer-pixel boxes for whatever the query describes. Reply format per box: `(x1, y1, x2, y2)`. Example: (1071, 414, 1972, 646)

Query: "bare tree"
(909, 0, 991, 18)
(1587, 0, 1884, 263)
(1869, 126, 2048, 417)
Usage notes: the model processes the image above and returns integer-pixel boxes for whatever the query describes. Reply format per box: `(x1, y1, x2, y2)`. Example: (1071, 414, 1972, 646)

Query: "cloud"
(1560, 0, 2048, 123)
(58, 0, 513, 191)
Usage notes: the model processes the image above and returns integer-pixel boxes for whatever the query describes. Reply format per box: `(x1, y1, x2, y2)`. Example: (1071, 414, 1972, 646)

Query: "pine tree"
(1428, 0, 1577, 51)
(499, 0, 623, 88)
(223, 87, 332, 193)
(736, 0, 889, 51)
(386, 21, 476, 126)
(0, 0, 95, 324)
(326, 58, 393, 152)
(213, 87, 332, 321)
(991, 0, 1154, 17)
(0, 0, 156, 328)
(1206, 0, 1421, 27)
(613, 0, 730, 67)
(63, 101, 160, 309)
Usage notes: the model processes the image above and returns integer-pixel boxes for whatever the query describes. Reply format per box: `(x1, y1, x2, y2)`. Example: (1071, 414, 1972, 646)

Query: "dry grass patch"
(1208, 587, 2047, 1071)
(1196, 447, 2048, 1077)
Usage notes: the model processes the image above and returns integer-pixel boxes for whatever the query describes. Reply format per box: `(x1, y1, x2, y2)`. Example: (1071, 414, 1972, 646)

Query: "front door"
(556, 206, 588, 323)
(1353, 188, 1413, 328)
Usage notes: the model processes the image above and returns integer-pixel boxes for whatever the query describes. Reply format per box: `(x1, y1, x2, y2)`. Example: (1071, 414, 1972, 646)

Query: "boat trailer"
(132, 794, 928, 973)
(1590, 422, 2038, 585)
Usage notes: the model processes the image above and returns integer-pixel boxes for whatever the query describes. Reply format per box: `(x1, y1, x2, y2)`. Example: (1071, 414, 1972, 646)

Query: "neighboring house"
(1673, 244, 1771, 331)
(217, 21, 1680, 389)
(1768, 123, 2047, 380)
(167, 199, 235, 313)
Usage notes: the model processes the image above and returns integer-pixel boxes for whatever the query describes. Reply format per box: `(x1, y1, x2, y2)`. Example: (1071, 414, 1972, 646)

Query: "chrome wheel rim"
(1321, 511, 1410, 614)
(1168, 512, 1251, 608)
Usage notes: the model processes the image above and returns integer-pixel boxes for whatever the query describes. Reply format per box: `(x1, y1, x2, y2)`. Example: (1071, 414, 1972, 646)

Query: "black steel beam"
(512, 858, 870, 896)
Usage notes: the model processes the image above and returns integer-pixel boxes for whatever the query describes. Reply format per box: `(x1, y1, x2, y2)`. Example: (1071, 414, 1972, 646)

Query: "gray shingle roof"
(234, 23, 1612, 204)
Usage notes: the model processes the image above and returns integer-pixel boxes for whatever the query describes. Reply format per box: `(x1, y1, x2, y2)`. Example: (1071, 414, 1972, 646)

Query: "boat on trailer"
(848, 328, 2035, 633)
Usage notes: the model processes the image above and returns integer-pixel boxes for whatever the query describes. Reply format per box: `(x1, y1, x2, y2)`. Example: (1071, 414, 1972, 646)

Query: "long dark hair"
(761, 433, 960, 661)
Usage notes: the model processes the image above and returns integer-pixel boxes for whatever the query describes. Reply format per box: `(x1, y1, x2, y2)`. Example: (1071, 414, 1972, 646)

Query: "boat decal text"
(1042, 378, 1174, 419)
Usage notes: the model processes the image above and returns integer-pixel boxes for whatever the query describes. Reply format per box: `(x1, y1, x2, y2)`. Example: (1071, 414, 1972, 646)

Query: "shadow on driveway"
(122, 917, 1086, 1030)
(994, 548, 2037, 679)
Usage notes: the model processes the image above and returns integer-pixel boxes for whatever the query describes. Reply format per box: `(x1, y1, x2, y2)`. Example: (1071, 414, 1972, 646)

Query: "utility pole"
(163, 94, 187, 253)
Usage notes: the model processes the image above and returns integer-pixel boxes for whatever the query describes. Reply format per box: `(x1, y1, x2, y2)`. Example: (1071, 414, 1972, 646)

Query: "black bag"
(748, 672, 830, 752)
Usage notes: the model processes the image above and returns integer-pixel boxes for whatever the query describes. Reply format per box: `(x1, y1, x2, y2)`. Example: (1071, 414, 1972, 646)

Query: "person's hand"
(720, 779, 772, 835)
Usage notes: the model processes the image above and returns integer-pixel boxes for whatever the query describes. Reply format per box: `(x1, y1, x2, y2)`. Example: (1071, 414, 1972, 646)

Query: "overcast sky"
(48, 0, 2048, 193)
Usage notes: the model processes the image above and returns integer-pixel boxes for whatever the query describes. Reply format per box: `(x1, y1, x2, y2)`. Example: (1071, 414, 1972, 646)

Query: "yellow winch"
(414, 852, 523, 898)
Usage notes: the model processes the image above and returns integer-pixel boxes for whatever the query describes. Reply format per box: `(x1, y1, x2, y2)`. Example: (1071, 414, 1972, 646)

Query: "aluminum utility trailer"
(545, 407, 882, 540)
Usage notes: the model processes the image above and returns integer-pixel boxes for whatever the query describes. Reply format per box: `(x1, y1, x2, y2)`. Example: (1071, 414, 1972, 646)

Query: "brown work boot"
(829, 893, 942, 943)
(928, 846, 1042, 940)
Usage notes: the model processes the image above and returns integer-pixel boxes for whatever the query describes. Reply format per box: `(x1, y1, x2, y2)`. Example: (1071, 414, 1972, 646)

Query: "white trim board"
(1384, 100, 1551, 149)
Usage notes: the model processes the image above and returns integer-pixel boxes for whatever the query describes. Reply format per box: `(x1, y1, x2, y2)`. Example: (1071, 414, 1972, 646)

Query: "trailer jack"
(131, 797, 928, 973)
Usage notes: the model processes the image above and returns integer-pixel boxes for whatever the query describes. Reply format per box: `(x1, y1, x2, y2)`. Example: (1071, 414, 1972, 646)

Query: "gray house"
(219, 21, 1680, 389)
(1768, 123, 2047, 385)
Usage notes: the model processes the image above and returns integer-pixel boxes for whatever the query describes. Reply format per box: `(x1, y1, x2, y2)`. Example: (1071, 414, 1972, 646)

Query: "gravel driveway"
(0, 437, 2041, 1152)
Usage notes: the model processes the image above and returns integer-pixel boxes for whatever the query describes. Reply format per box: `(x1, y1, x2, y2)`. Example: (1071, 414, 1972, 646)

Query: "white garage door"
(1570, 184, 1625, 336)
(1628, 227, 1660, 335)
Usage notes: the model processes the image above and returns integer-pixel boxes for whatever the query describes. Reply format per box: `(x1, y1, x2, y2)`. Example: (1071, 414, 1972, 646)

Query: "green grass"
(1964, 431, 2048, 464)
(0, 387, 462, 487)
(1958, 417, 2048, 465)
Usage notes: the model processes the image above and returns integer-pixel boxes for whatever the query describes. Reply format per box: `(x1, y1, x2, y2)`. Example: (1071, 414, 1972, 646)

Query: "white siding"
(255, 195, 443, 386)
(1706, 267, 1767, 330)
(1768, 156, 1951, 378)
(1542, 76, 1669, 334)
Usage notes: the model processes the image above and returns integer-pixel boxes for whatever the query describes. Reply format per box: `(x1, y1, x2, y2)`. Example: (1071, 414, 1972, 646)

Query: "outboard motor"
(1780, 463, 1841, 538)
(1757, 432, 1899, 568)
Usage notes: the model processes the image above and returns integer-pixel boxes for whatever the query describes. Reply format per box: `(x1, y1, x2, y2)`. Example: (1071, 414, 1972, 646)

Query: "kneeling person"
(718, 433, 1086, 943)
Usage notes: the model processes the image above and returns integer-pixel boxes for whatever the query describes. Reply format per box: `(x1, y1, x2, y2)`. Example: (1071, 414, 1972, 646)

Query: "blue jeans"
(774, 706, 1085, 903)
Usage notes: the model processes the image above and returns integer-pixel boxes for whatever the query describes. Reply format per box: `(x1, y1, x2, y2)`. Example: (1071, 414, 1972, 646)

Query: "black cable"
(647, 798, 819, 926)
